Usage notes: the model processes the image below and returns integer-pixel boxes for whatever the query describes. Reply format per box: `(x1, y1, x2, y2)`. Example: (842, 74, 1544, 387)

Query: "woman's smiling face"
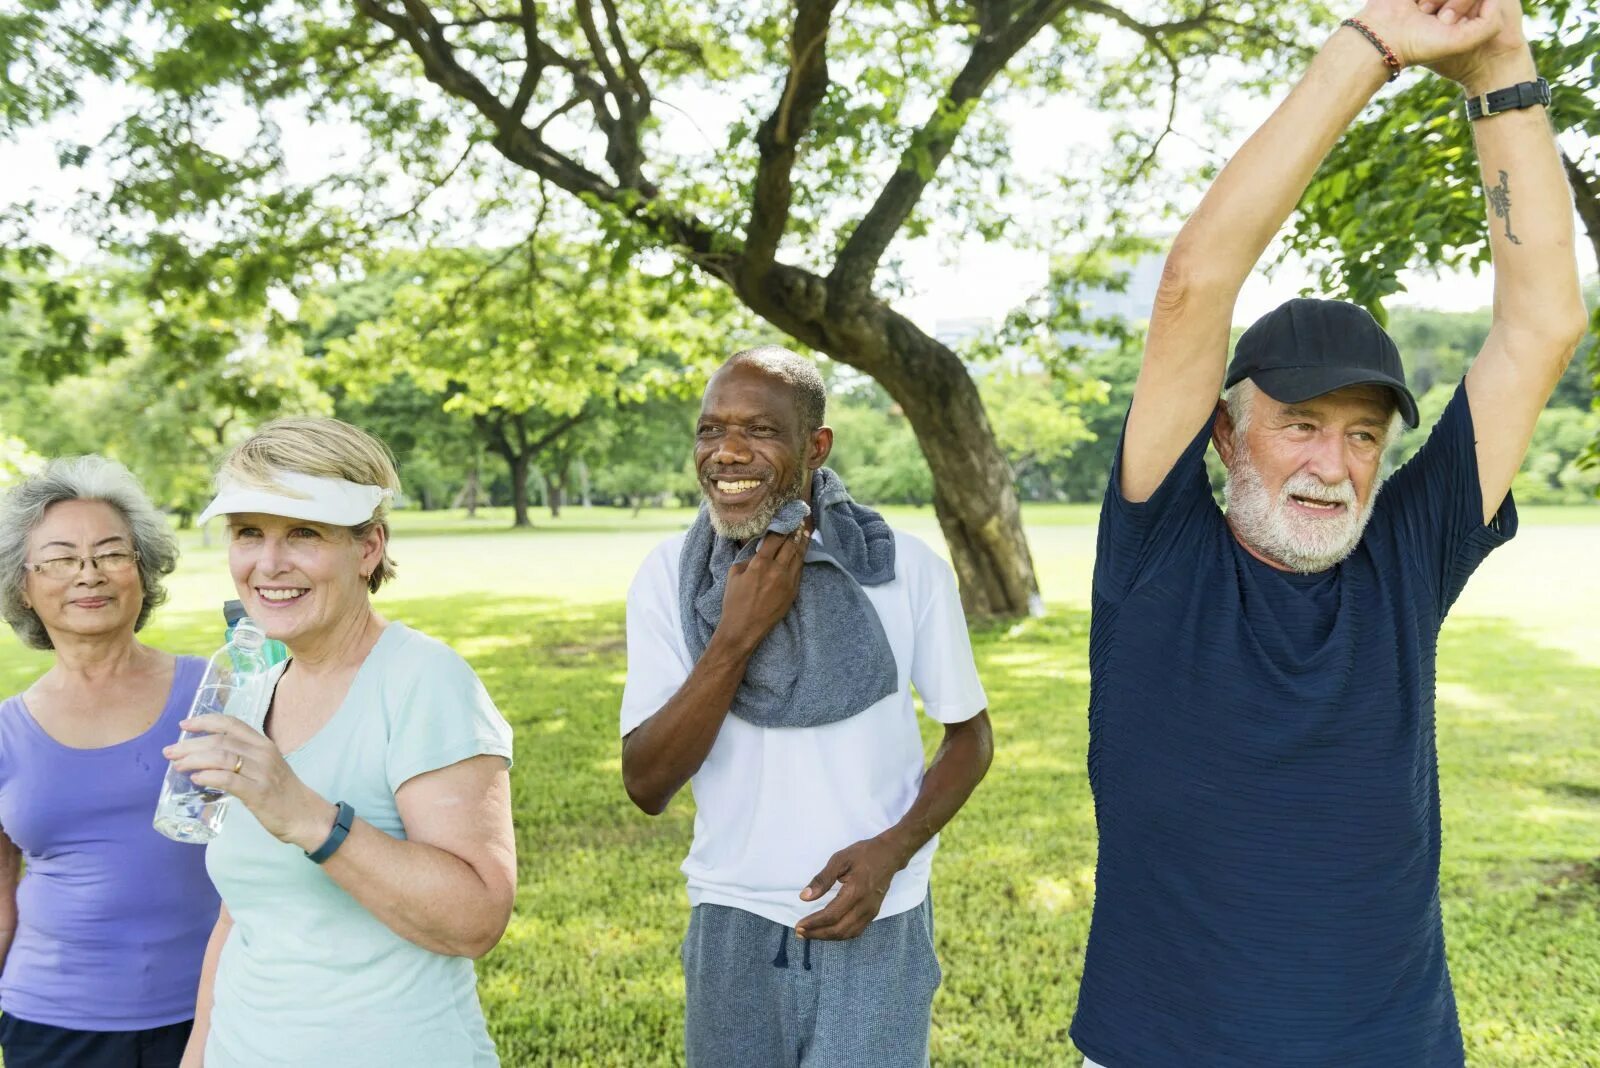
(226, 513, 383, 648)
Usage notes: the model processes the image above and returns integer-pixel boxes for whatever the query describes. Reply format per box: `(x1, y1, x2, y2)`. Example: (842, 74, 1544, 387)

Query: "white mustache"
(1279, 472, 1356, 508)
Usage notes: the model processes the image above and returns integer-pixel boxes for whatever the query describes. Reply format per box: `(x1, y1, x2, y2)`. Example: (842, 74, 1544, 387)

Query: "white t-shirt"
(620, 528, 988, 929)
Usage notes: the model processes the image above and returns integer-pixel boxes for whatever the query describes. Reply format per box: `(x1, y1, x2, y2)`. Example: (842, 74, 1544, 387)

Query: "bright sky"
(3, 52, 1594, 338)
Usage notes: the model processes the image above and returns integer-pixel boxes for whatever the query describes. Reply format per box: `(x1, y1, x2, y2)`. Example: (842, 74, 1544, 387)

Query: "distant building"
(934, 317, 994, 352)
(1055, 246, 1167, 352)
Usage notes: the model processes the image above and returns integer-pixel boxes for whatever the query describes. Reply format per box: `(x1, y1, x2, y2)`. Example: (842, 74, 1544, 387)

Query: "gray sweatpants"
(682, 896, 941, 1068)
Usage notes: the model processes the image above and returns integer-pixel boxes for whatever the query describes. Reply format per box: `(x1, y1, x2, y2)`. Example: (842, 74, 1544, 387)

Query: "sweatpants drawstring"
(772, 926, 814, 971)
(772, 925, 788, 968)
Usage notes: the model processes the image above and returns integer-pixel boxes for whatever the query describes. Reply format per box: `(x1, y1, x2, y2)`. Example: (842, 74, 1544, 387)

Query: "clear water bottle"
(223, 600, 288, 666)
(152, 617, 273, 843)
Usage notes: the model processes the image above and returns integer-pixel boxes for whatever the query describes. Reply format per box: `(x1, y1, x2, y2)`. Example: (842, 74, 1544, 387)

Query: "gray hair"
(724, 345, 827, 431)
(1223, 380, 1405, 452)
(0, 456, 179, 650)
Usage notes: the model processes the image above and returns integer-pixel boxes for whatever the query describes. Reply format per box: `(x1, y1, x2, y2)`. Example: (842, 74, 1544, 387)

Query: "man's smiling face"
(694, 360, 830, 541)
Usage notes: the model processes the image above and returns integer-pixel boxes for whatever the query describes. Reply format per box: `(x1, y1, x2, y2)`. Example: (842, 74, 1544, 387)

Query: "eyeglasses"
(26, 551, 141, 581)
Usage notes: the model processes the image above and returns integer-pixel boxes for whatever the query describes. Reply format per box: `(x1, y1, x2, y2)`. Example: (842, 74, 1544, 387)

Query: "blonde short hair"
(216, 418, 401, 593)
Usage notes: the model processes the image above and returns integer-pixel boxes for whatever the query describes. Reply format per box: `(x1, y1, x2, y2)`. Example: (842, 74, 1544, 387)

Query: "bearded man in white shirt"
(619, 345, 993, 1067)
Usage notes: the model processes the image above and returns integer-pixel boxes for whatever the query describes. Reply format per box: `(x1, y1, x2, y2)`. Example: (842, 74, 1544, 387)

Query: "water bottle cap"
(230, 616, 267, 651)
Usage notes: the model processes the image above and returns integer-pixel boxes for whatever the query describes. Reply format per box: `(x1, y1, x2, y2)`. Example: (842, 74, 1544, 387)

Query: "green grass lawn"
(1, 505, 1597, 1065)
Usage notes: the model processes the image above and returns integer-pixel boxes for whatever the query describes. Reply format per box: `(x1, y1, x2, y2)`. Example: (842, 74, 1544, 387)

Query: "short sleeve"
(1095, 409, 1222, 602)
(383, 637, 513, 794)
(619, 539, 694, 737)
(1370, 380, 1518, 621)
(905, 537, 988, 725)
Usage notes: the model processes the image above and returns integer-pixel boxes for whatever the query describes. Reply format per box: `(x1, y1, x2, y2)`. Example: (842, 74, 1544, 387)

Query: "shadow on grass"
(1431, 617, 1600, 1065)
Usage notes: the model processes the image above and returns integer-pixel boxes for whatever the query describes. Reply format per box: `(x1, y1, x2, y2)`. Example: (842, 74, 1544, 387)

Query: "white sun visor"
(197, 470, 393, 526)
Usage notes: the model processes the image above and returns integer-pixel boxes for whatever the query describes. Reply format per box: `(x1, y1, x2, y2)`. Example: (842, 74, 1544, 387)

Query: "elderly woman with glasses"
(0, 457, 220, 1068)
(165, 418, 515, 1068)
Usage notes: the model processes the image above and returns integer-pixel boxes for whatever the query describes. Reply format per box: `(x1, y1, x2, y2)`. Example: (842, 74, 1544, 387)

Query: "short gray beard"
(704, 465, 807, 542)
(1222, 444, 1381, 573)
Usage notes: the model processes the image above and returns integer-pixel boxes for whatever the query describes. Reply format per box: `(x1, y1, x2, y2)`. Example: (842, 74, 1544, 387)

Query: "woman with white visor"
(169, 418, 515, 1068)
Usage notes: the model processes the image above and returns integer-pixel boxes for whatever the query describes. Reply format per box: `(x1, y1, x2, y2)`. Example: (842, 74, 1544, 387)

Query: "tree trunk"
(508, 453, 532, 528)
(876, 335, 1041, 619)
(454, 463, 482, 518)
(737, 265, 1041, 620)
(544, 471, 564, 519)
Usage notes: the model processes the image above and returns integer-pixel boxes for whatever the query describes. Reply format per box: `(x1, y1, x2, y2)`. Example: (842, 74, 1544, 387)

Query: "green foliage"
(309, 234, 739, 523)
(826, 397, 935, 507)
(0, 277, 329, 520)
(579, 394, 702, 510)
(1512, 406, 1600, 503)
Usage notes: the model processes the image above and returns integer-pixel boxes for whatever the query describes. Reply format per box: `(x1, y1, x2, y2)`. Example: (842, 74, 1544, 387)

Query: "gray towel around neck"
(679, 467, 898, 729)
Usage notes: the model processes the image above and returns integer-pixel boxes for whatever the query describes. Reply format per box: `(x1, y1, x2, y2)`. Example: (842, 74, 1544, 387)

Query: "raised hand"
(1413, 0, 1530, 88)
(1352, 0, 1502, 70)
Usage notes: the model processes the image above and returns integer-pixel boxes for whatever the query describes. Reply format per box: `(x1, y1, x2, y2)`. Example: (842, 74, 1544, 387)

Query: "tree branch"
(474, 409, 515, 462)
(828, 0, 1070, 299)
(355, 0, 739, 283)
(573, 0, 628, 111)
(526, 408, 591, 456)
(1561, 148, 1600, 277)
(597, 0, 650, 107)
(532, 94, 585, 137)
(509, 0, 544, 123)
(745, 0, 841, 274)
(377, 139, 478, 226)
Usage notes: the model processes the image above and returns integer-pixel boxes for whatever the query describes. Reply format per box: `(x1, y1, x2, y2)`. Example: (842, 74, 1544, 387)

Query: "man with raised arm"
(619, 346, 993, 1067)
(1072, 1, 1588, 1065)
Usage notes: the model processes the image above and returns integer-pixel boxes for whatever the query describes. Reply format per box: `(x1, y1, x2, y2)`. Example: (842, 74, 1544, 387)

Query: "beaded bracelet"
(1341, 18, 1401, 82)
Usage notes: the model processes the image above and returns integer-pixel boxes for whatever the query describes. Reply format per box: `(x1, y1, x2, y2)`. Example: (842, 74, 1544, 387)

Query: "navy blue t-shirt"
(1071, 381, 1516, 1067)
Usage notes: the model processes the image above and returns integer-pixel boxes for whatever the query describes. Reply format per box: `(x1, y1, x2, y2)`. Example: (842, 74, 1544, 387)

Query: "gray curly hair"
(0, 456, 179, 650)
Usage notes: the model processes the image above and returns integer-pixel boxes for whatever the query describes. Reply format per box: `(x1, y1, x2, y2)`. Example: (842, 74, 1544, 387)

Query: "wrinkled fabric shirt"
(621, 527, 988, 930)
(0, 656, 217, 1029)
(1073, 382, 1515, 1067)
(204, 624, 512, 1067)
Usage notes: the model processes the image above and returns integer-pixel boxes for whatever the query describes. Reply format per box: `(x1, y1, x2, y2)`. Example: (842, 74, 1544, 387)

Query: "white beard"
(1223, 447, 1381, 573)
(703, 464, 807, 542)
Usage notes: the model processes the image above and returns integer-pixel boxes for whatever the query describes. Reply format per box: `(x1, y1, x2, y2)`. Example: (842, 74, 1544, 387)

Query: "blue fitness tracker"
(307, 801, 355, 864)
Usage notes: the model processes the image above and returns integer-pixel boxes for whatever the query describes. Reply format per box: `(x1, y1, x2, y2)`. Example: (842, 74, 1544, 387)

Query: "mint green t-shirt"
(204, 623, 514, 1067)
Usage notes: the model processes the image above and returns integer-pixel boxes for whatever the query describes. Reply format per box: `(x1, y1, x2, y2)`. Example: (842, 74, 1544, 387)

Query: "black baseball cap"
(1225, 298, 1419, 428)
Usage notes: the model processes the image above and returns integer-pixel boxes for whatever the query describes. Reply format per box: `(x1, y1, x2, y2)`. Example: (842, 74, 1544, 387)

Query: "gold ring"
(232, 754, 244, 775)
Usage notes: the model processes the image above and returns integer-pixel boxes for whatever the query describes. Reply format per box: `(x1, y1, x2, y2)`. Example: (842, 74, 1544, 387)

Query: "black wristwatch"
(1465, 78, 1550, 121)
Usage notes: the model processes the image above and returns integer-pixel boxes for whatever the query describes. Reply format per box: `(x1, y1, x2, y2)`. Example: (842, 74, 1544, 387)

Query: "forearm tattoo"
(1486, 170, 1521, 245)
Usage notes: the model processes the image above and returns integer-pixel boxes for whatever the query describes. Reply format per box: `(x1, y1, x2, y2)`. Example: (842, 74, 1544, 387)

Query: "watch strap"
(1466, 77, 1550, 121)
(306, 801, 355, 864)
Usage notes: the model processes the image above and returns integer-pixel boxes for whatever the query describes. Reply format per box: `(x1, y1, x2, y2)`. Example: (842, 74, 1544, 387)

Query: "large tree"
(1, 0, 1315, 616)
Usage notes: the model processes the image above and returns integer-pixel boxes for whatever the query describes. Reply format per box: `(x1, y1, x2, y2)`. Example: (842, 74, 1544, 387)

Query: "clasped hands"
(1354, 0, 1528, 88)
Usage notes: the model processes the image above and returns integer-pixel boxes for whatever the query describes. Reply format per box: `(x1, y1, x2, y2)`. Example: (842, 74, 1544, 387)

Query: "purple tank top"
(0, 656, 220, 1029)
